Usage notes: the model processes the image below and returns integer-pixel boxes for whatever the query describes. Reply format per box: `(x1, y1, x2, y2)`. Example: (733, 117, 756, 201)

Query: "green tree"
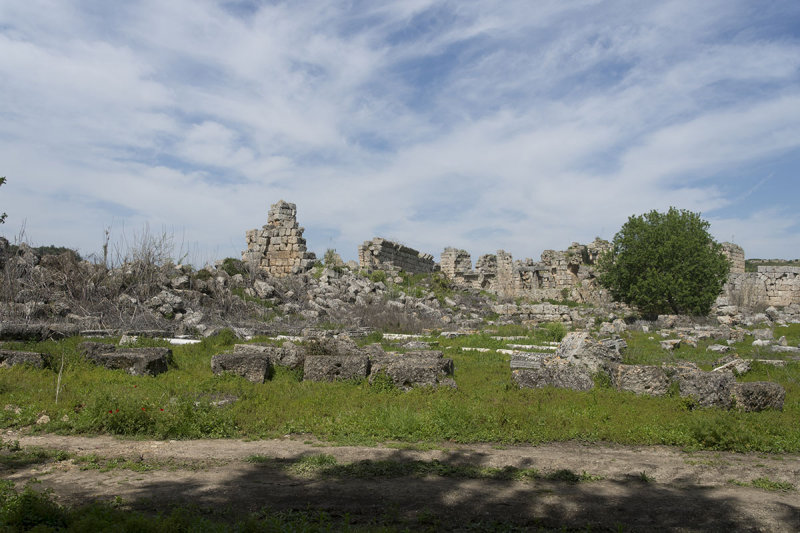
(598, 207, 730, 316)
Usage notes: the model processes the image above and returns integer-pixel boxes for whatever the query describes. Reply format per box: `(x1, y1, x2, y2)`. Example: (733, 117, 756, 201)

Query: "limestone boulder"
(706, 344, 730, 354)
(712, 357, 751, 375)
(660, 339, 681, 351)
(369, 350, 455, 390)
(610, 364, 670, 396)
(555, 332, 621, 372)
(233, 341, 305, 370)
(731, 381, 785, 412)
(303, 354, 369, 382)
(667, 365, 735, 408)
(510, 352, 595, 391)
(211, 352, 272, 383)
(86, 347, 171, 377)
(0, 349, 49, 369)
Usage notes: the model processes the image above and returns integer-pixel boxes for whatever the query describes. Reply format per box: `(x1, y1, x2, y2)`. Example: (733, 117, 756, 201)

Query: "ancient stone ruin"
(510, 332, 786, 411)
(242, 200, 316, 277)
(441, 238, 612, 303)
(211, 336, 456, 390)
(721, 242, 745, 274)
(358, 237, 436, 274)
(725, 266, 800, 308)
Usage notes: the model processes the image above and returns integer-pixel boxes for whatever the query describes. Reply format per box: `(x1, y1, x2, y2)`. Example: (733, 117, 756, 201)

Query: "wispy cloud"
(1, 0, 798, 262)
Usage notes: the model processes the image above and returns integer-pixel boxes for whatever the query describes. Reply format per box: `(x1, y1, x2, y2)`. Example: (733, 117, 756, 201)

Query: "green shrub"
(598, 207, 730, 315)
(220, 257, 247, 277)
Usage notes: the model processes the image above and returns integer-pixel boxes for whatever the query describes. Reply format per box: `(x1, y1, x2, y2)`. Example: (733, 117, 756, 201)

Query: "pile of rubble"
(211, 336, 455, 390)
(510, 332, 787, 411)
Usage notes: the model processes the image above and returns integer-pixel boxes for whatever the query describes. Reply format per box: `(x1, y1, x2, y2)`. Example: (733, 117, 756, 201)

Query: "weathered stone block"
(211, 352, 272, 383)
(86, 347, 171, 377)
(303, 354, 369, 382)
(731, 381, 785, 411)
(0, 349, 49, 369)
(554, 332, 620, 372)
(670, 367, 735, 408)
(233, 342, 305, 370)
(611, 364, 670, 396)
(369, 351, 455, 390)
(511, 353, 595, 391)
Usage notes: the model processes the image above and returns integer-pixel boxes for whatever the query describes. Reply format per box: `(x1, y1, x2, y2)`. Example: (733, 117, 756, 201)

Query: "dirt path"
(4, 430, 800, 531)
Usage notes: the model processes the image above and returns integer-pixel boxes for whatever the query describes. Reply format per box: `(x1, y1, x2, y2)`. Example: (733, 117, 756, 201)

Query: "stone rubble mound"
(511, 332, 786, 411)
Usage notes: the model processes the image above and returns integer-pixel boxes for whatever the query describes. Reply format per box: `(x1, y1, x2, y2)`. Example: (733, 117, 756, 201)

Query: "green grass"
(0, 328, 799, 453)
(728, 477, 796, 492)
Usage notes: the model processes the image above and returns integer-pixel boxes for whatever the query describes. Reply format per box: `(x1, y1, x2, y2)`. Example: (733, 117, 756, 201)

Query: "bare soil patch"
(4, 430, 799, 531)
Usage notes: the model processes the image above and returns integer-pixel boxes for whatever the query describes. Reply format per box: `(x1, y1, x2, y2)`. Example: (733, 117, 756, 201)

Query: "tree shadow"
(30, 446, 800, 531)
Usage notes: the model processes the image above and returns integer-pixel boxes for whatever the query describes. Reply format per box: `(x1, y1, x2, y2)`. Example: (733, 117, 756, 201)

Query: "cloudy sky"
(2, 1, 799, 265)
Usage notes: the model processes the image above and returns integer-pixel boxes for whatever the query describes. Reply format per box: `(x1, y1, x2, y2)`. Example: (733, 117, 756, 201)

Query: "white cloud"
(1, 0, 799, 264)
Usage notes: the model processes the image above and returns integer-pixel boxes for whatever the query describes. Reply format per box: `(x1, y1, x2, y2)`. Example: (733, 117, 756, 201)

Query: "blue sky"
(1, 0, 799, 264)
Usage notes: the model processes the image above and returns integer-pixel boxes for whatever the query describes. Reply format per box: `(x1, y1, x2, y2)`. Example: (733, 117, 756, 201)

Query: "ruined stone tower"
(242, 200, 316, 277)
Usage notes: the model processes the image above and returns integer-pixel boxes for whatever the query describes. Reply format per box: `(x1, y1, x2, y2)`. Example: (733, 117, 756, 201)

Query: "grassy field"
(0, 324, 798, 453)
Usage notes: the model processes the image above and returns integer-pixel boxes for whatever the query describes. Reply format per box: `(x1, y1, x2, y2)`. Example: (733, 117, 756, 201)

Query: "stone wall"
(441, 238, 612, 303)
(358, 237, 436, 274)
(724, 266, 800, 308)
(242, 200, 316, 277)
(721, 242, 745, 274)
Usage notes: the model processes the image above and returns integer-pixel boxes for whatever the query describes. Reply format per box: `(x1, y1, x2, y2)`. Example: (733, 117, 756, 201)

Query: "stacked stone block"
(724, 266, 800, 308)
(440, 239, 610, 303)
(358, 237, 435, 274)
(242, 200, 316, 278)
(440, 248, 472, 279)
(721, 242, 745, 274)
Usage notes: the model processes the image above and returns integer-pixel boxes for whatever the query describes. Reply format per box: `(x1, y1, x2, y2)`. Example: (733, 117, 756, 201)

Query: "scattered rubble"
(511, 333, 787, 411)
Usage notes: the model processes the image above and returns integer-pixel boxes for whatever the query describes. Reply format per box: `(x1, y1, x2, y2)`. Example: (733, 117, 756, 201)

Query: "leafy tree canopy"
(598, 207, 730, 316)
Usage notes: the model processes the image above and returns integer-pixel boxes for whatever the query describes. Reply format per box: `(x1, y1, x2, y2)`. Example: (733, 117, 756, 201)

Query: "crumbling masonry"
(440, 238, 613, 303)
(242, 200, 316, 277)
(358, 237, 436, 275)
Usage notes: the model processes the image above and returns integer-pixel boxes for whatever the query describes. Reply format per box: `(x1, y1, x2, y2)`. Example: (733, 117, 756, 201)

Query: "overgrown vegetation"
(0, 325, 797, 453)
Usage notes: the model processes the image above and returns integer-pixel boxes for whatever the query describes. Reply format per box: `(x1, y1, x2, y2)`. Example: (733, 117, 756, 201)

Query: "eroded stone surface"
(211, 352, 272, 383)
(86, 348, 171, 377)
(731, 381, 785, 412)
(611, 365, 670, 396)
(303, 354, 369, 382)
(369, 349, 455, 390)
(0, 349, 49, 369)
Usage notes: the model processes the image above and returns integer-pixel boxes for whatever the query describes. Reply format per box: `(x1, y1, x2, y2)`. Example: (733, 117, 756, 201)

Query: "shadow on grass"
(18, 446, 798, 531)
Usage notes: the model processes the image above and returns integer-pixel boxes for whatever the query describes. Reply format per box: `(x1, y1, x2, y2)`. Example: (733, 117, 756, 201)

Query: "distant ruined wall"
(440, 238, 613, 303)
(721, 242, 745, 274)
(358, 237, 436, 274)
(242, 200, 316, 278)
(725, 266, 800, 308)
